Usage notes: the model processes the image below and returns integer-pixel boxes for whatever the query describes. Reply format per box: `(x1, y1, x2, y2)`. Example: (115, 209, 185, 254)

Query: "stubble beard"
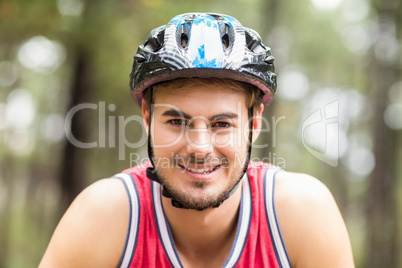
(154, 153, 248, 210)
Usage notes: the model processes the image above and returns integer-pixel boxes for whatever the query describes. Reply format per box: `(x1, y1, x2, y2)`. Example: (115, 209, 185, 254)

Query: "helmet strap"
(145, 87, 178, 199)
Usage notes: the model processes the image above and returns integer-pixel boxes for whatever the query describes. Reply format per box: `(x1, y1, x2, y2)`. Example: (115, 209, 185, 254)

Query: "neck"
(162, 183, 242, 267)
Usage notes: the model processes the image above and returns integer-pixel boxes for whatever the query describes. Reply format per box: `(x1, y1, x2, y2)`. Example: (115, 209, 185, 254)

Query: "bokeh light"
(277, 68, 310, 101)
(5, 89, 36, 130)
(17, 36, 66, 75)
(310, 0, 343, 11)
(57, 0, 84, 16)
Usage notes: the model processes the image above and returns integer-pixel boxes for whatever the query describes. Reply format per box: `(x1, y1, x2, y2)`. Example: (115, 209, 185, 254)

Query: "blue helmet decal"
(169, 14, 185, 27)
(221, 15, 236, 28)
(187, 14, 223, 68)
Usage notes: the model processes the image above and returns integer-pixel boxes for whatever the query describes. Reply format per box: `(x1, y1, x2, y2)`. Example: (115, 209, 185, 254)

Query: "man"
(40, 13, 354, 267)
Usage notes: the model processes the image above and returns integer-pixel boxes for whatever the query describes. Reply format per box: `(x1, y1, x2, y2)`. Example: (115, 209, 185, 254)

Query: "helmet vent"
(245, 28, 266, 54)
(134, 54, 146, 63)
(222, 34, 229, 49)
(219, 23, 234, 52)
(181, 33, 189, 48)
(245, 30, 257, 51)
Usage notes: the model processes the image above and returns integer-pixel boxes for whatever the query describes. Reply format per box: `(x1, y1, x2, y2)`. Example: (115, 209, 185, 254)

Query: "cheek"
(211, 131, 232, 148)
(213, 131, 249, 156)
(211, 130, 244, 150)
(152, 124, 185, 149)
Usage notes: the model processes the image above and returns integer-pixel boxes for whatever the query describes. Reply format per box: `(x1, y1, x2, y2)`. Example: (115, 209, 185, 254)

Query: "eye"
(213, 122, 232, 128)
(169, 119, 187, 126)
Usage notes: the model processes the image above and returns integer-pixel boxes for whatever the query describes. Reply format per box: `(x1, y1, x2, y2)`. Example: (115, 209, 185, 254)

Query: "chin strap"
(145, 87, 178, 204)
(145, 87, 254, 210)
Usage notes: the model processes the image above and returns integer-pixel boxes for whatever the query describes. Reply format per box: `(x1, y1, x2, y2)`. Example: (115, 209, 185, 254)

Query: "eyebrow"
(161, 109, 191, 119)
(161, 108, 238, 121)
(210, 113, 238, 121)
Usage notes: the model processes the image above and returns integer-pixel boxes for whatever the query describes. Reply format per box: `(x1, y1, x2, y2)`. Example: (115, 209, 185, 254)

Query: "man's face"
(143, 83, 261, 210)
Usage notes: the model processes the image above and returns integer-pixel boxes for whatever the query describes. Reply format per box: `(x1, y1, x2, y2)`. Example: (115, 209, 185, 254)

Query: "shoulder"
(40, 178, 130, 268)
(274, 171, 354, 268)
(274, 171, 333, 206)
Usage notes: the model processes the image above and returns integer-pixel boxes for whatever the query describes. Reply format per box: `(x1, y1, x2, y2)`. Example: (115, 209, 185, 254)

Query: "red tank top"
(113, 161, 291, 268)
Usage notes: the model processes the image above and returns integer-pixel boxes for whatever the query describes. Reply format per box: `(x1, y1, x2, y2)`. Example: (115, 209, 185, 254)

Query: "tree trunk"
(256, 0, 279, 162)
(0, 157, 13, 268)
(58, 47, 92, 212)
(365, 1, 401, 267)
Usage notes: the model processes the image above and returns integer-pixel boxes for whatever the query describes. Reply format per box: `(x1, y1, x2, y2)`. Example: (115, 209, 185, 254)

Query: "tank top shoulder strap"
(263, 166, 292, 268)
(113, 173, 141, 268)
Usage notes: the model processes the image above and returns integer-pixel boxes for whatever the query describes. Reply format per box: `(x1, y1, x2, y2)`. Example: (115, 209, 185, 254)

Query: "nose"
(185, 125, 214, 158)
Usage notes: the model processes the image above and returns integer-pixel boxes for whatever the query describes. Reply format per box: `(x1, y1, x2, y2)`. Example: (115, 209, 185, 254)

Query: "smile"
(178, 164, 220, 175)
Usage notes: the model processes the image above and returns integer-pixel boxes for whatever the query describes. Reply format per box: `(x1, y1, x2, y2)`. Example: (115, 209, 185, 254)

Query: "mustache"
(172, 155, 229, 166)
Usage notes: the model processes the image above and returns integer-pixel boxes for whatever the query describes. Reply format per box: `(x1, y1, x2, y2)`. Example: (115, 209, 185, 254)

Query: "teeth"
(185, 166, 215, 174)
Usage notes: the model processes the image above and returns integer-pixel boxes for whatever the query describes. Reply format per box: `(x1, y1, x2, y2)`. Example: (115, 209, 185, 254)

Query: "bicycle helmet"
(130, 12, 276, 109)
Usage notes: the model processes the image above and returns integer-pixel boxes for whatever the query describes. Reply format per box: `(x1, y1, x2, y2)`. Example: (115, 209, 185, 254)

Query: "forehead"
(153, 82, 248, 116)
(154, 78, 248, 95)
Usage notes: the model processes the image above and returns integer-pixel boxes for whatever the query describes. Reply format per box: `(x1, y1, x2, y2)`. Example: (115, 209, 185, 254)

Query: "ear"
(142, 99, 150, 134)
(251, 103, 264, 143)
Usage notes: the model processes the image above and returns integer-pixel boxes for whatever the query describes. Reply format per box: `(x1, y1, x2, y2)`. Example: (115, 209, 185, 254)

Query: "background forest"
(0, 0, 401, 267)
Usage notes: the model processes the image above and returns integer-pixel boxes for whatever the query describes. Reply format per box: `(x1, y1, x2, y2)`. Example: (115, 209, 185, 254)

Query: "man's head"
(142, 78, 264, 210)
(129, 12, 277, 210)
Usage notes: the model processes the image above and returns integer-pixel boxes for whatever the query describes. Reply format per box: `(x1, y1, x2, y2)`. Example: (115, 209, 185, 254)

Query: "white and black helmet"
(130, 12, 277, 109)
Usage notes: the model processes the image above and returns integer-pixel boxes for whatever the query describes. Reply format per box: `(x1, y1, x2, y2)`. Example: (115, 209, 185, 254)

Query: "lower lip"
(179, 165, 220, 180)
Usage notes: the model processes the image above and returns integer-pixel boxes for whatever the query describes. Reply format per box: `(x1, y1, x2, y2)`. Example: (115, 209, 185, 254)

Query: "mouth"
(178, 164, 220, 175)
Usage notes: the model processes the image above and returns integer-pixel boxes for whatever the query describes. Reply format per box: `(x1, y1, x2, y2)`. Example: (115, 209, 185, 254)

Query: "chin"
(164, 175, 240, 210)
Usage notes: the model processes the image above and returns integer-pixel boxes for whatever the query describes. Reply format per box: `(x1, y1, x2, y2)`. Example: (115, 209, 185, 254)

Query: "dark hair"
(142, 78, 263, 114)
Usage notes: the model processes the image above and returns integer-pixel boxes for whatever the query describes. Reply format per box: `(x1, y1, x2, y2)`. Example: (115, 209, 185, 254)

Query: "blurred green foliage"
(0, 0, 401, 267)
